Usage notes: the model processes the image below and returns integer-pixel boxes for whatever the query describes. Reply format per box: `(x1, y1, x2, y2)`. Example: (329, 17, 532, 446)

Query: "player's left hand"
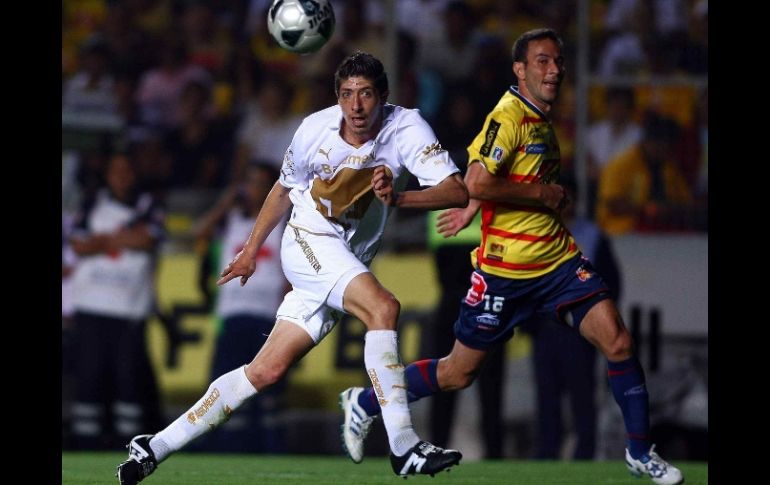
(372, 166, 397, 206)
(437, 207, 473, 237)
(541, 184, 568, 213)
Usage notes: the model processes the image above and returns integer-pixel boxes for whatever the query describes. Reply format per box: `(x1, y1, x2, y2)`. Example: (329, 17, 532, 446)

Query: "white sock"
(149, 366, 257, 462)
(364, 330, 420, 456)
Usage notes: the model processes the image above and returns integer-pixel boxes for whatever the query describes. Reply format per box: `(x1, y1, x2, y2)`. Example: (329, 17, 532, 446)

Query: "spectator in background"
(230, 72, 304, 182)
(135, 34, 211, 131)
(596, 112, 694, 235)
(192, 163, 290, 453)
(180, 1, 234, 75)
(334, 0, 387, 61)
(587, 87, 642, 175)
(416, 1, 484, 87)
(599, 0, 688, 76)
(62, 35, 122, 133)
(164, 79, 232, 189)
(678, 87, 708, 231)
(678, 0, 708, 75)
(69, 152, 164, 449)
(392, 0, 450, 44)
(522, 174, 622, 460)
(586, 87, 642, 215)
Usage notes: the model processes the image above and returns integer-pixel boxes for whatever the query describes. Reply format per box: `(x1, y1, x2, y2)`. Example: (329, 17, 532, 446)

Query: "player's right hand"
(436, 207, 473, 237)
(217, 248, 257, 286)
(372, 166, 397, 206)
(540, 184, 568, 212)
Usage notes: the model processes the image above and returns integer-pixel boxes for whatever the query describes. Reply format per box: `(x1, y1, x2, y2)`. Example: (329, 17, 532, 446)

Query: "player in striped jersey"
(341, 29, 682, 485)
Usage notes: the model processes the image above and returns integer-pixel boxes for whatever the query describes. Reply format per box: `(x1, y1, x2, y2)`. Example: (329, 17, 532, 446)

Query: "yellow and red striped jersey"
(467, 86, 577, 279)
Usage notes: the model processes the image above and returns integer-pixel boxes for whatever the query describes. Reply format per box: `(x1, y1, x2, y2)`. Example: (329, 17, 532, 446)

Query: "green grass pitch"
(62, 452, 707, 484)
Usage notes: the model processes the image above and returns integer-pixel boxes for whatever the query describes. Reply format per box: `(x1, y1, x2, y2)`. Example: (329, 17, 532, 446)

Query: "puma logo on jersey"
(318, 147, 332, 161)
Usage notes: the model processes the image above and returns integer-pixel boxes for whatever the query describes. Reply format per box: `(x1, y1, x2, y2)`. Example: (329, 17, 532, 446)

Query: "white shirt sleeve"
(278, 119, 313, 190)
(395, 109, 460, 186)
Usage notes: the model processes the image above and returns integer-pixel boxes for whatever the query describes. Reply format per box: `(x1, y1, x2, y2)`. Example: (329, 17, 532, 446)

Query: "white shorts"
(275, 224, 369, 343)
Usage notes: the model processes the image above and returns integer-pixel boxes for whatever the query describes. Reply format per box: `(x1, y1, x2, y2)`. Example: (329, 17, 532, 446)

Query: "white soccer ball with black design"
(267, 0, 336, 54)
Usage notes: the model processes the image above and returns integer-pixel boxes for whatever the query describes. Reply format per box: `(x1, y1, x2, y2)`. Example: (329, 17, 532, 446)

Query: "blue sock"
(607, 356, 650, 458)
(357, 359, 440, 416)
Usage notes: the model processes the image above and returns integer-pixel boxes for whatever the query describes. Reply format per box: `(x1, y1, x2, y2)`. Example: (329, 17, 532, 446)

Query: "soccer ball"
(267, 0, 336, 55)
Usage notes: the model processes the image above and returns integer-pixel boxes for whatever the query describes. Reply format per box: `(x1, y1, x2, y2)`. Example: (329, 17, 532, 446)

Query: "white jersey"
(279, 104, 459, 264)
(215, 209, 286, 319)
(71, 190, 162, 320)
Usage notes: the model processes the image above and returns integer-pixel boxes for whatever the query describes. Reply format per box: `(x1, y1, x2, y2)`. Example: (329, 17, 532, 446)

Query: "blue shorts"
(454, 254, 611, 351)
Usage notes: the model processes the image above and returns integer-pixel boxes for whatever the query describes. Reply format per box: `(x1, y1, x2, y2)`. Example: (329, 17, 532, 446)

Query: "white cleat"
(625, 445, 684, 485)
(339, 387, 375, 464)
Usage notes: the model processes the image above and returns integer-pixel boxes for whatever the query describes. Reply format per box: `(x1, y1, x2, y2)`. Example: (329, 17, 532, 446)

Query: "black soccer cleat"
(390, 441, 462, 477)
(115, 434, 158, 484)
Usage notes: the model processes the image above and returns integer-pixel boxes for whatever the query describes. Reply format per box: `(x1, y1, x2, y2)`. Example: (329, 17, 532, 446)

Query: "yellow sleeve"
(467, 109, 520, 175)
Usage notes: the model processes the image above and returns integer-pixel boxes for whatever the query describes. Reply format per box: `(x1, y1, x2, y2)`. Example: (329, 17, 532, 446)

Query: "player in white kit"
(117, 52, 468, 484)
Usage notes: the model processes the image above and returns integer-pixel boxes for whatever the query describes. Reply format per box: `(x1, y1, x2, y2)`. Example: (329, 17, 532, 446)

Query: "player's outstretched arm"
(373, 168, 468, 210)
(465, 161, 567, 211)
(218, 181, 292, 287)
(436, 199, 481, 238)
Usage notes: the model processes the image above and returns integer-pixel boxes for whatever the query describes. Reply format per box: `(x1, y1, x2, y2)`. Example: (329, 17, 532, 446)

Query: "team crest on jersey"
(492, 146, 504, 162)
(576, 265, 594, 282)
(421, 141, 442, 157)
(420, 141, 445, 164)
(280, 148, 295, 178)
(465, 272, 487, 306)
(489, 242, 505, 255)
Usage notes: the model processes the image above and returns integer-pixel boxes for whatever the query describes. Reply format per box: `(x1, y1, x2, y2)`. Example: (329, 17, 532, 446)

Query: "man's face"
(338, 76, 387, 139)
(514, 38, 565, 112)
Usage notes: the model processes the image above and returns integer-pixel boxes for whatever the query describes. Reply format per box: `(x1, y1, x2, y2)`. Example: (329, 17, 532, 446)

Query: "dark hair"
(511, 28, 563, 63)
(334, 51, 388, 97)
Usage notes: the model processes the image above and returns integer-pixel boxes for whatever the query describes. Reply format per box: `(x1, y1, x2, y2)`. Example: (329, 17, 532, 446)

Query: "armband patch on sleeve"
(480, 119, 501, 156)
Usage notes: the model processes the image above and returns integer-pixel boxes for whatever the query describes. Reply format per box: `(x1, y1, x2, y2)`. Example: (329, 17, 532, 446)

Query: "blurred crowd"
(63, 0, 707, 234)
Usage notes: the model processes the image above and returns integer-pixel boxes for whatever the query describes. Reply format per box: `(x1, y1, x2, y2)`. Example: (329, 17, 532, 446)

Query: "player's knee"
(365, 293, 400, 330)
(381, 295, 400, 323)
(245, 361, 287, 389)
(605, 331, 633, 361)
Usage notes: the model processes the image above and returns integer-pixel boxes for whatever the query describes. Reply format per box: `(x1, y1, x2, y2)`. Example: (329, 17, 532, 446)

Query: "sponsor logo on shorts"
(294, 228, 322, 273)
(465, 272, 487, 306)
(480, 119, 501, 156)
(576, 265, 593, 282)
(492, 146, 504, 161)
(476, 313, 500, 326)
(187, 387, 220, 424)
